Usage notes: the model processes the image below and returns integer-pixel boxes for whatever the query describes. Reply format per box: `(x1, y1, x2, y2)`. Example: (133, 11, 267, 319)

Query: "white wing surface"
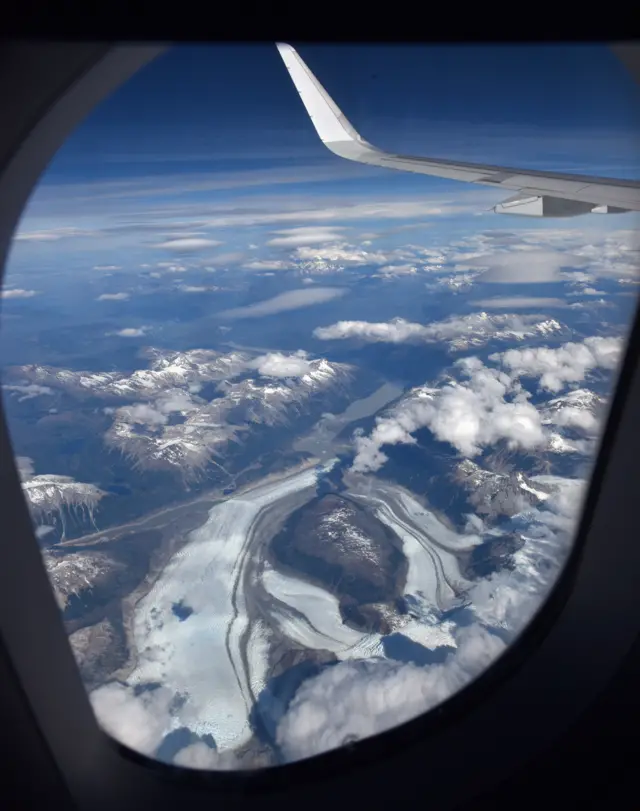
(276, 43, 640, 217)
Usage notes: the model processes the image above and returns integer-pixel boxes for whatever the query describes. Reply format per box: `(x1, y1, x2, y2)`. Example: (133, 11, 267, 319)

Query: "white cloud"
(314, 313, 562, 350)
(116, 403, 168, 426)
(199, 200, 465, 230)
(267, 227, 347, 247)
(219, 287, 347, 320)
(293, 243, 401, 269)
(16, 456, 35, 479)
(4, 383, 54, 401)
(173, 743, 240, 770)
(155, 238, 222, 252)
(375, 264, 419, 277)
(90, 682, 174, 757)
(568, 286, 606, 296)
(14, 227, 100, 241)
(112, 327, 149, 337)
(97, 292, 129, 301)
(476, 250, 583, 284)
(353, 358, 546, 471)
(472, 297, 569, 309)
(93, 265, 122, 271)
(250, 350, 314, 378)
(113, 391, 200, 428)
(1, 288, 39, 299)
(276, 624, 505, 763)
(491, 336, 623, 393)
(469, 477, 584, 633)
(276, 464, 584, 765)
(244, 260, 293, 271)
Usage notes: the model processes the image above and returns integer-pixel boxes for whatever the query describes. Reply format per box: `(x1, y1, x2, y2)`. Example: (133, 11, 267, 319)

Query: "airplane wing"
(276, 43, 640, 216)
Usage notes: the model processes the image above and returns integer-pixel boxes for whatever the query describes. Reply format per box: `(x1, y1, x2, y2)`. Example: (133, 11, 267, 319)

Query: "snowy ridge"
(456, 460, 552, 518)
(12, 348, 353, 476)
(107, 358, 352, 475)
(11, 348, 253, 399)
(21, 471, 106, 538)
(43, 549, 119, 610)
(314, 312, 563, 351)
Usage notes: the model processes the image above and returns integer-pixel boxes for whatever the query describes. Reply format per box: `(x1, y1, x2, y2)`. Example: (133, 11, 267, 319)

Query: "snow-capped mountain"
(541, 388, 605, 432)
(43, 549, 121, 610)
(541, 388, 605, 455)
(20, 473, 106, 541)
(107, 359, 352, 475)
(9, 347, 353, 476)
(446, 313, 563, 351)
(455, 459, 552, 518)
(10, 348, 253, 400)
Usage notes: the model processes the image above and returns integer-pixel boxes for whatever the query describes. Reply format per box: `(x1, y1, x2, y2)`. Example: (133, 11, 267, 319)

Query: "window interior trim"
(1, 42, 639, 811)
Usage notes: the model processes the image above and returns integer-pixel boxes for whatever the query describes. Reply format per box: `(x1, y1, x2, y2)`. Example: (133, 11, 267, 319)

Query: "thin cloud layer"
(155, 237, 222, 252)
(111, 327, 149, 337)
(97, 292, 129, 301)
(475, 250, 583, 284)
(472, 297, 569, 309)
(219, 287, 347, 320)
(267, 226, 347, 247)
(1, 288, 39, 299)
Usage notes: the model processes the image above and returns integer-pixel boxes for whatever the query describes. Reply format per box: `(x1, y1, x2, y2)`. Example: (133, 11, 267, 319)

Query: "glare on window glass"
(1, 43, 639, 771)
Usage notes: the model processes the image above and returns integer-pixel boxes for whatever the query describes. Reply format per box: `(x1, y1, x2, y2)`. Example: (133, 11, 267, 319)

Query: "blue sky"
(4, 43, 639, 303)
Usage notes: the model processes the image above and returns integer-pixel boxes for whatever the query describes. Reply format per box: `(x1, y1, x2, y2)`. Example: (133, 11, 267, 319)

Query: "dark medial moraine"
(270, 493, 407, 634)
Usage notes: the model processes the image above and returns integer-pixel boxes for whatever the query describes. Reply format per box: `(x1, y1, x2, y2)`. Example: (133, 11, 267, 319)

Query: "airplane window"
(1, 43, 639, 772)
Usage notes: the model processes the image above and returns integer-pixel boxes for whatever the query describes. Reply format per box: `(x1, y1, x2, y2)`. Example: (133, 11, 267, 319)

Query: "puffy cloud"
(173, 743, 240, 770)
(114, 391, 200, 427)
(90, 682, 174, 756)
(352, 358, 546, 471)
(314, 313, 562, 350)
(116, 403, 168, 426)
(251, 350, 314, 378)
(1, 288, 39, 299)
(97, 292, 129, 301)
(491, 336, 623, 393)
(276, 624, 505, 763)
(267, 227, 347, 247)
(219, 287, 347, 320)
(155, 238, 222, 252)
(315, 317, 430, 344)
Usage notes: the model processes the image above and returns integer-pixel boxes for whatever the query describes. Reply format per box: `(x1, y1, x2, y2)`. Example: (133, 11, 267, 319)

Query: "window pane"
(2, 43, 639, 770)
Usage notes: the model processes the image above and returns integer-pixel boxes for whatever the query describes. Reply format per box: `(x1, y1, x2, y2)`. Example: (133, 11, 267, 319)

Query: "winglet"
(276, 43, 369, 148)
